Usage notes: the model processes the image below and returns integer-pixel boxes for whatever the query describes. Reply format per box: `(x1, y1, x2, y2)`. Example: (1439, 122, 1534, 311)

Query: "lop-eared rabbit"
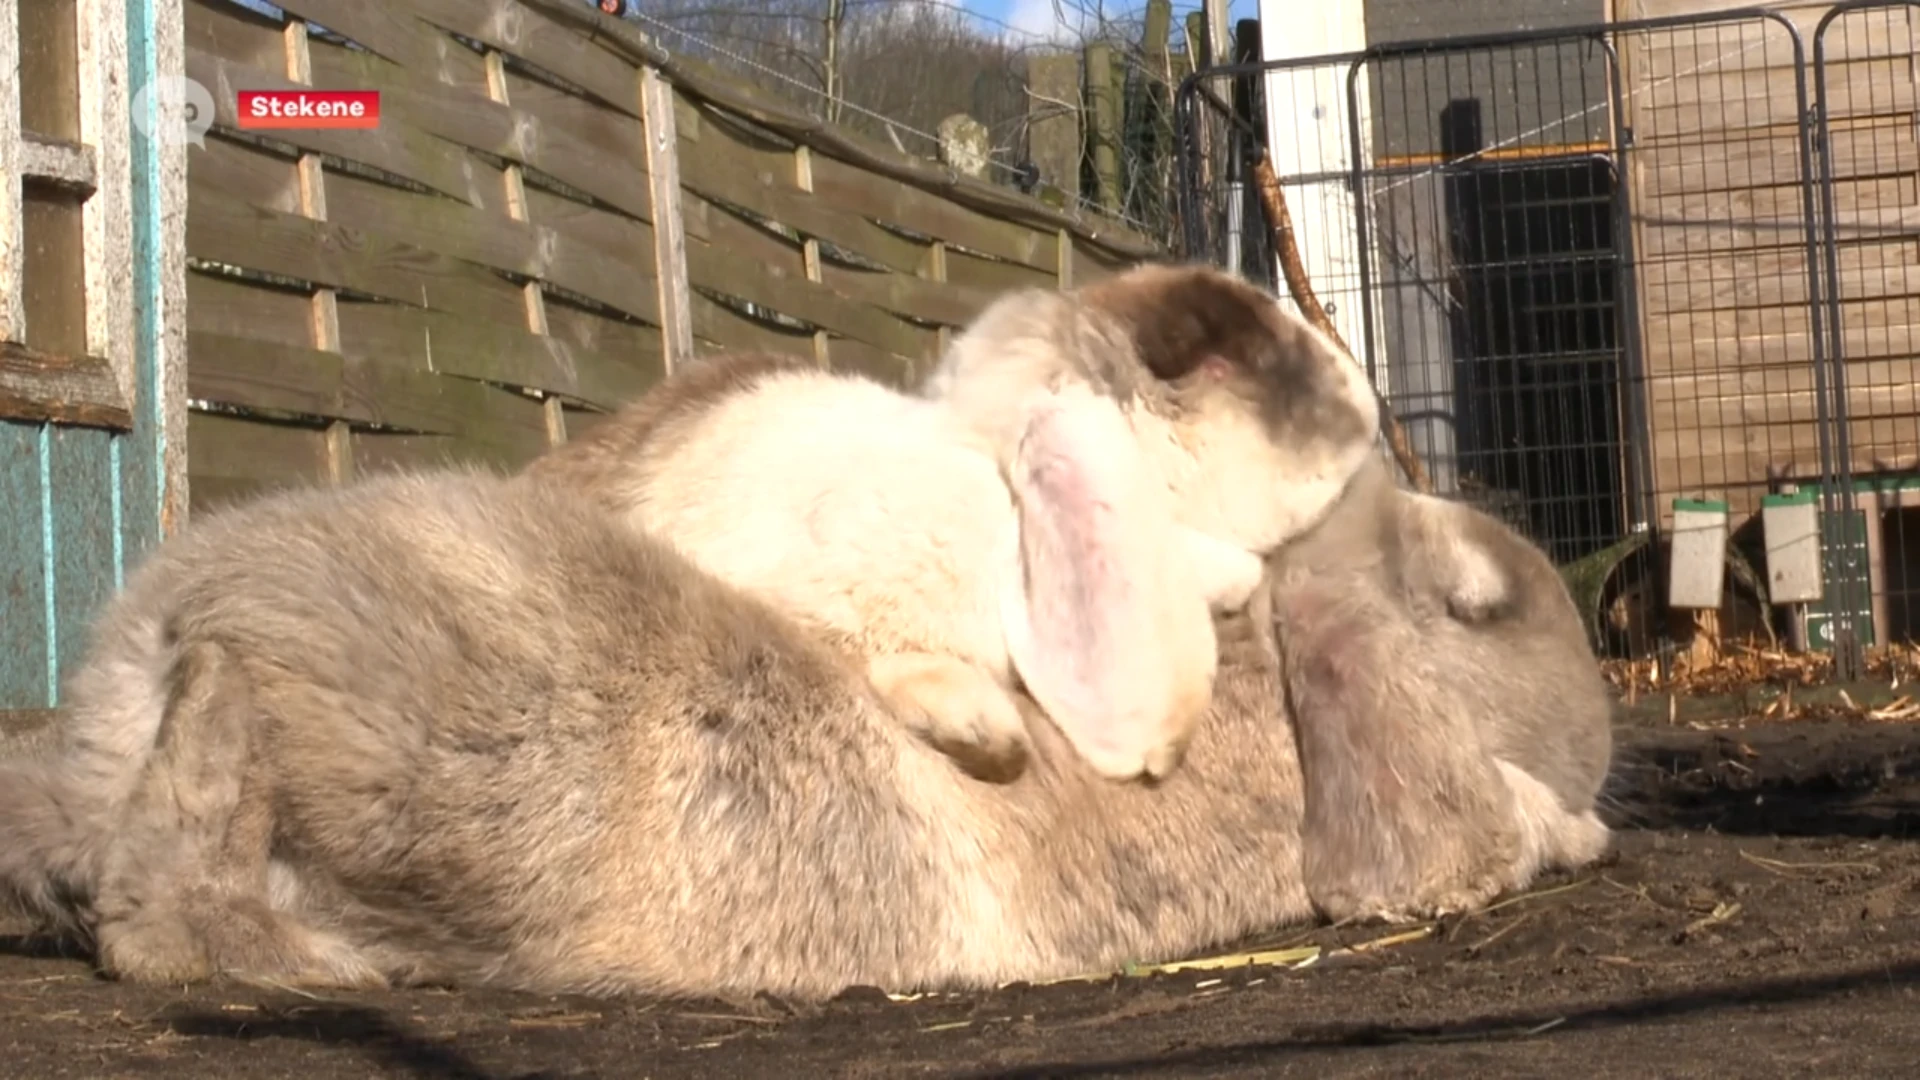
(0, 465, 1611, 999)
(1270, 453, 1615, 921)
(524, 263, 1381, 784)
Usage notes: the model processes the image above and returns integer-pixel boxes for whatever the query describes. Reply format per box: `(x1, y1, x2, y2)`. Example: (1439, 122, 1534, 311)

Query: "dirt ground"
(4, 696, 1918, 1079)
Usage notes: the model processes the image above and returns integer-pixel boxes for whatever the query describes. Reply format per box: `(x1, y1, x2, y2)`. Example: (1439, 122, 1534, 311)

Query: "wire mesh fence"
(1176, 6, 1920, 672)
(1813, 1, 1920, 670)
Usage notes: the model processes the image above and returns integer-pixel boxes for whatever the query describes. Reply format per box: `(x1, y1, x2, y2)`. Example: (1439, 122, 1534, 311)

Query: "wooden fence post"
(926, 239, 949, 364)
(281, 21, 354, 485)
(483, 48, 567, 446)
(148, 0, 189, 535)
(1026, 53, 1081, 209)
(793, 145, 830, 369)
(1140, 0, 1174, 223)
(640, 66, 692, 372)
(0, 8, 21, 348)
(1184, 11, 1214, 220)
(1084, 43, 1121, 216)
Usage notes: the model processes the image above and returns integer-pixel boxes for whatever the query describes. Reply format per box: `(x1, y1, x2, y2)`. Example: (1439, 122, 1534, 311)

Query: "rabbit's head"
(924, 262, 1383, 557)
(1074, 262, 1383, 554)
(1269, 455, 1615, 920)
(911, 265, 1382, 785)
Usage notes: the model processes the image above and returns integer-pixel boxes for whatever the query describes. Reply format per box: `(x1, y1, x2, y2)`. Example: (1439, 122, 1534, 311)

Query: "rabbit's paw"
(1441, 547, 1512, 624)
(96, 909, 214, 984)
(1315, 874, 1506, 927)
(1178, 527, 1265, 614)
(1406, 876, 1509, 921)
(869, 653, 1032, 783)
(96, 892, 387, 989)
(214, 899, 390, 990)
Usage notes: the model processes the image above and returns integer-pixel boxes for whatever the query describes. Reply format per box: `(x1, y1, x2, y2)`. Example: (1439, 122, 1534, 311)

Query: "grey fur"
(0, 462, 1610, 998)
(1269, 455, 1615, 922)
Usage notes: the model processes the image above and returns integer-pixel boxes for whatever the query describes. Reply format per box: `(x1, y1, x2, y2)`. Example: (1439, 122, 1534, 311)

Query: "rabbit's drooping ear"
(998, 383, 1217, 783)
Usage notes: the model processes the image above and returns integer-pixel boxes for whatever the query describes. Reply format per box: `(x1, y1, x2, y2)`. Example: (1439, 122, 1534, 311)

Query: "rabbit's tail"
(0, 619, 178, 933)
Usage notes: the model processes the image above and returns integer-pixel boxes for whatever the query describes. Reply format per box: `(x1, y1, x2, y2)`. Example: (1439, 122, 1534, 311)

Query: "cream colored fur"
(525, 265, 1382, 784)
(605, 368, 1042, 776)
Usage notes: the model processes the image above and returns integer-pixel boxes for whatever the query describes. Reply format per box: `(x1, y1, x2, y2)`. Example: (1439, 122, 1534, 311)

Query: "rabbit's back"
(30, 467, 1331, 998)
(5, 469, 987, 997)
(620, 369, 1020, 670)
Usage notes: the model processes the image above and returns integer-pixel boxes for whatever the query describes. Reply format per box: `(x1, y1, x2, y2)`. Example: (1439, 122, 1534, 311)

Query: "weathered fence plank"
(165, 0, 1154, 528)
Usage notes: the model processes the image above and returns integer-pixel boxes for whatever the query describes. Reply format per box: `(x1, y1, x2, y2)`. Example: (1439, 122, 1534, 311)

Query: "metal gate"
(1809, 1, 1920, 675)
(1175, 5, 1920, 672)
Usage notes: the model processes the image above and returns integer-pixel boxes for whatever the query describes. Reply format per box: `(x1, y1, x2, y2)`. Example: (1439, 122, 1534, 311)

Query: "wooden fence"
(181, 0, 1161, 511)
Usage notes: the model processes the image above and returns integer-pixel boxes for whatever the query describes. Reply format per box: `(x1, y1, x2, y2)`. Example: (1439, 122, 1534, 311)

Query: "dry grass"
(1602, 639, 1920, 719)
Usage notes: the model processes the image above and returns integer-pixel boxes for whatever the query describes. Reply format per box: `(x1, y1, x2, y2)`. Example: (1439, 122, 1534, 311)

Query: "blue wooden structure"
(1, 0, 188, 714)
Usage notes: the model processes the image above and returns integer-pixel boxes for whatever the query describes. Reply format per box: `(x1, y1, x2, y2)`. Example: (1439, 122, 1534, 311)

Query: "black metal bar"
(1809, 8, 1857, 676)
(1593, 32, 1663, 630)
(1179, 7, 1814, 84)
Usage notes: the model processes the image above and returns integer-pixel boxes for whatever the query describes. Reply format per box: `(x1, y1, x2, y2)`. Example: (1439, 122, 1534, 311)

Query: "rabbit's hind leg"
(88, 640, 385, 991)
(867, 652, 1031, 783)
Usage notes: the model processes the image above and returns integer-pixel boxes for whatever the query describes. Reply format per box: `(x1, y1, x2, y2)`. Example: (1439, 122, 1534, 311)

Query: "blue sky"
(227, 0, 1264, 53)
(962, 0, 1263, 47)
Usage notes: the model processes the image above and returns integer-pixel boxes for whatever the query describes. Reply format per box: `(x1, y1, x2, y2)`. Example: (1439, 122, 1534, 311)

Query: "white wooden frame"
(0, 0, 138, 431)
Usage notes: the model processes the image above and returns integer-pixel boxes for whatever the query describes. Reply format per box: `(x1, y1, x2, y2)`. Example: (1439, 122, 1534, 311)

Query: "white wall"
(1253, 0, 1376, 385)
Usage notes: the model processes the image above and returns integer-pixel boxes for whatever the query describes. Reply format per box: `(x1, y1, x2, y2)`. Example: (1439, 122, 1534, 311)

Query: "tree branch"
(1249, 151, 1434, 495)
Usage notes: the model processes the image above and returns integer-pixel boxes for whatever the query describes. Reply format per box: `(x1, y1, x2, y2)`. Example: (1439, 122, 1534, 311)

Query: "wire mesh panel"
(1355, 35, 1627, 565)
(1615, 11, 1839, 663)
(1176, 9, 1845, 661)
(1815, 2, 1920, 657)
(1176, 53, 1281, 295)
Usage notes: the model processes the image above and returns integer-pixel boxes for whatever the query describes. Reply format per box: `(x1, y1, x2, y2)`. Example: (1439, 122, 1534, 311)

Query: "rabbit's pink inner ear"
(999, 391, 1176, 773)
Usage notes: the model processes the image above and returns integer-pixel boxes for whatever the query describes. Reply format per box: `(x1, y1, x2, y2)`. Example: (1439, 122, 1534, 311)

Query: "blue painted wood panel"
(126, 0, 170, 566)
(0, 423, 54, 705)
(0, 423, 152, 708)
(0, 0, 174, 708)
(47, 427, 122, 696)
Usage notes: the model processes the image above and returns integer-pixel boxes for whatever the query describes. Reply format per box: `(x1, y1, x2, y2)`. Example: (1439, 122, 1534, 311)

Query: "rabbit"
(0, 462, 1612, 1000)
(522, 263, 1381, 785)
(1267, 452, 1616, 923)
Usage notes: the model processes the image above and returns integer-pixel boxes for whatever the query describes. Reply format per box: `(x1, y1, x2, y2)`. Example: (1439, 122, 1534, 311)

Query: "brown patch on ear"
(1077, 261, 1375, 449)
(1075, 262, 1287, 382)
(521, 350, 815, 504)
